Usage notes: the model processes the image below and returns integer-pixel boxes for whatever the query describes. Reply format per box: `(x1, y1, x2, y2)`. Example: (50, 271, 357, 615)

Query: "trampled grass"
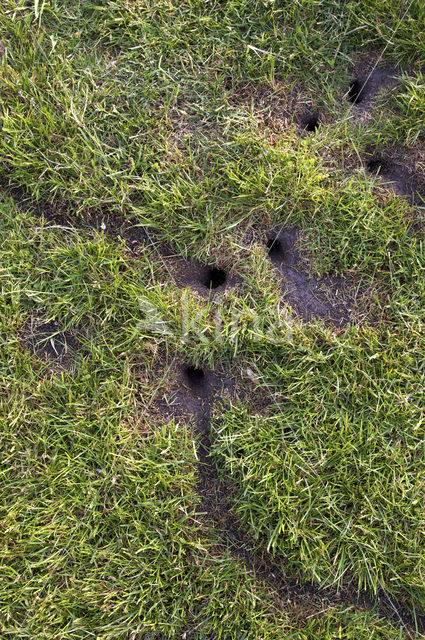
(1, 1, 425, 638)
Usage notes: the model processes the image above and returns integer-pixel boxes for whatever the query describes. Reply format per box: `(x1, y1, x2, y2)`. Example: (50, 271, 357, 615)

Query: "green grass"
(1, 0, 425, 637)
(211, 327, 425, 607)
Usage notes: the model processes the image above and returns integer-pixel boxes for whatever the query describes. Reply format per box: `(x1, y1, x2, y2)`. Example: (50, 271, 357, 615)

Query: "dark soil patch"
(346, 68, 397, 109)
(159, 364, 235, 435)
(266, 228, 352, 327)
(161, 363, 425, 632)
(364, 153, 425, 206)
(23, 319, 79, 370)
(85, 210, 155, 249)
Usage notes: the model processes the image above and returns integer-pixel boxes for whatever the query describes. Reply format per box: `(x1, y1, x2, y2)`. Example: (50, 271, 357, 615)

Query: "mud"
(266, 228, 351, 327)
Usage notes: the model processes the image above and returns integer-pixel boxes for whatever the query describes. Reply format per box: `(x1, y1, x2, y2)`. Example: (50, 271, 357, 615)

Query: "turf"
(1, 0, 425, 638)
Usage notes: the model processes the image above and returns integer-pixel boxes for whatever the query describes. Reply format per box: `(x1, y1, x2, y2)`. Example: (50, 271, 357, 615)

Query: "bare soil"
(346, 64, 398, 111)
(364, 150, 425, 207)
(162, 249, 240, 297)
(266, 228, 352, 327)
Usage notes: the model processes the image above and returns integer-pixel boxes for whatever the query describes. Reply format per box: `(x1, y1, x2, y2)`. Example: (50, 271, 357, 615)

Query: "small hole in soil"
(266, 237, 284, 260)
(184, 365, 206, 389)
(348, 79, 365, 104)
(203, 267, 227, 289)
(366, 158, 384, 173)
(303, 114, 320, 132)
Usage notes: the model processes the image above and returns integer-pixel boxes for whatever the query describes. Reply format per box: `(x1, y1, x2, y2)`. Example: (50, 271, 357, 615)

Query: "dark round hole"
(184, 365, 205, 388)
(303, 115, 320, 132)
(366, 158, 384, 173)
(348, 79, 365, 104)
(203, 267, 226, 289)
(266, 237, 283, 259)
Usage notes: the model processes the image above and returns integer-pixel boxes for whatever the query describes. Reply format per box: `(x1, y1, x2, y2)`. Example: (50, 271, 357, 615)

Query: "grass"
(211, 326, 425, 607)
(1, 0, 425, 637)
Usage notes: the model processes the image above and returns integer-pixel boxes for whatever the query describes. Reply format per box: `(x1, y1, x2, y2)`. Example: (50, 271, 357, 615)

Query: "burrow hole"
(266, 237, 284, 260)
(203, 267, 227, 289)
(303, 114, 320, 132)
(348, 78, 366, 105)
(184, 365, 206, 390)
(366, 158, 384, 174)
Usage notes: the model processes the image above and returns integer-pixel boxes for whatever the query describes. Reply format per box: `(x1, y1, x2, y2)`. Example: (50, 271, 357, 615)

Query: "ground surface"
(1, 1, 425, 638)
